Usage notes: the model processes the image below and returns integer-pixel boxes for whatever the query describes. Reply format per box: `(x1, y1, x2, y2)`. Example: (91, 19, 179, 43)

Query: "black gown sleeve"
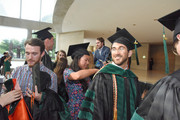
(78, 73, 114, 120)
(0, 105, 9, 120)
(42, 52, 53, 70)
(132, 70, 180, 120)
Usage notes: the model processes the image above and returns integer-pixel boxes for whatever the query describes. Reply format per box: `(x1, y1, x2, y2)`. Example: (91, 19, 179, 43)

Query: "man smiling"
(78, 28, 150, 120)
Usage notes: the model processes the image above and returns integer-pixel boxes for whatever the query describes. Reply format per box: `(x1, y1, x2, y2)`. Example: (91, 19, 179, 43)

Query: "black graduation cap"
(116, 27, 121, 32)
(67, 42, 90, 59)
(108, 28, 141, 50)
(33, 27, 53, 41)
(158, 9, 180, 41)
(108, 27, 141, 65)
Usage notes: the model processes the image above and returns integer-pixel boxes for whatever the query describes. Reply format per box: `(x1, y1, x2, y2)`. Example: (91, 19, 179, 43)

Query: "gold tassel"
(112, 74, 117, 120)
(114, 108, 117, 120)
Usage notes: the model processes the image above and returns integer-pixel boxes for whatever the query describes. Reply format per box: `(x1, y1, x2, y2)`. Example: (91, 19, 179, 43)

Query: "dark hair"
(97, 37, 105, 45)
(70, 54, 89, 93)
(172, 37, 179, 55)
(54, 58, 68, 84)
(3, 52, 8, 55)
(24, 38, 45, 54)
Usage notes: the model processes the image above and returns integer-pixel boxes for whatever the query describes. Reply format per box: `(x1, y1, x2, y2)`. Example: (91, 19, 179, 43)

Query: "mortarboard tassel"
(134, 40, 139, 65)
(163, 26, 169, 74)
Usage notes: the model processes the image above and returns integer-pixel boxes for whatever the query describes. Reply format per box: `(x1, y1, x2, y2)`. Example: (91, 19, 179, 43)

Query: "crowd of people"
(0, 9, 179, 120)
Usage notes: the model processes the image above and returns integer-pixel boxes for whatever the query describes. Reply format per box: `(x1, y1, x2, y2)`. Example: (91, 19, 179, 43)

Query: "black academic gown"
(131, 69, 180, 120)
(78, 64, 151, 120)
(25, 71, 71, 120)
(42, 51, 53, 70)
(0, 105, 9, 120)
(4, 71, 71, 120)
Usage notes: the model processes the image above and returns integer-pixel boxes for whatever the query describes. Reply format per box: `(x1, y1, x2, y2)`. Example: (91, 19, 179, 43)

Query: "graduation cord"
(27, 98, 33, 120)
(31, 92, 35, 110)
(112, 74, 117, 120)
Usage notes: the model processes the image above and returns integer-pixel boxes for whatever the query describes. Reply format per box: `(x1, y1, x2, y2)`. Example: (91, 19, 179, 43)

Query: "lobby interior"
(1, 0, 180, 85)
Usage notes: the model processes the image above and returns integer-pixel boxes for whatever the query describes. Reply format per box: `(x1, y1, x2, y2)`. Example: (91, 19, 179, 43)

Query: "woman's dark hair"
(40, 71, 51, 91)
(70, 53, 89, 93)
(54, 58, 68, 84)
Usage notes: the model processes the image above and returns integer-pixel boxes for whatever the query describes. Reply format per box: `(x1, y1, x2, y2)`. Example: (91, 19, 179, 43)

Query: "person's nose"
(87, 61, 90, 65)
(29, 54, 32, 59)
(114, 49, 120, 54)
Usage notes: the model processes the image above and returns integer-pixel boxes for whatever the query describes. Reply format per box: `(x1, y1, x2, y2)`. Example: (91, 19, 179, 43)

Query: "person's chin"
(114, 60, 122, 65)
(28, 63, 35, 67)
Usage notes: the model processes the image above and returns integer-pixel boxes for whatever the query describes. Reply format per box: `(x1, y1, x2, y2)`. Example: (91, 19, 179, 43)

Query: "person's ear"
(177, 34, 180, 40)
(41, 51, 45, 58)
(128, 50, 133, 57)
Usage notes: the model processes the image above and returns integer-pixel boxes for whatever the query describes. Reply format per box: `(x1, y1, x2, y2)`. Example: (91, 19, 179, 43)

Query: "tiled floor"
(131, 69, 171, 84)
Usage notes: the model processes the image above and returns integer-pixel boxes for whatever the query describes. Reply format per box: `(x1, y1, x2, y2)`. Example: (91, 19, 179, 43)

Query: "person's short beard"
(112, 55, 128, 66)
(27, 58, 41, 68)
(116, 57, 128, 66)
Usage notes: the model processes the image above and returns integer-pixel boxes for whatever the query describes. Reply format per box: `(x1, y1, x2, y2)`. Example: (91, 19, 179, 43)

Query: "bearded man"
(9, 38, 69, 120)
(12, 38, 57, 93)
(78, 28, 151, 120)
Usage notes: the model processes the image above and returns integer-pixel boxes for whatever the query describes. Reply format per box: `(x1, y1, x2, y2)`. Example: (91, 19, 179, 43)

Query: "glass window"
(0, 0, 56, 23)
(0, 26, 27, 59)
(41, 0, 56, 23)
(0, 0, 20, 18)
(21, 0, 41, 21)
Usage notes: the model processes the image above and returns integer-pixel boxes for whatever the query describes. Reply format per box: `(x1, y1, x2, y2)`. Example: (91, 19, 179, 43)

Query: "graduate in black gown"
(33, 27, 54, 70)
(131, 9, 180, 120)
(78, 28, 152, 120)
(3, 63, 70, 120)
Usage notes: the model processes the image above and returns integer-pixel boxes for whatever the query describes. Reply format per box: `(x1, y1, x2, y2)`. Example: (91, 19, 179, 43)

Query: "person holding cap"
(63, 42, 99, 120)
(78, 28, 151, 120)
(33, 27, 54, 70)
(131, 9, 180, 120)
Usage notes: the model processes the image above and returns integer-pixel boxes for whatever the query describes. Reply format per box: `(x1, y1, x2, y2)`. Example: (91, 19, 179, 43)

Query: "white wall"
(56, 30, 84, 64)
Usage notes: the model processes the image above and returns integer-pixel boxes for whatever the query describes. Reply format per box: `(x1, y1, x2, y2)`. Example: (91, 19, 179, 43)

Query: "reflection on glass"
(0, 0, 56, 23)
(21, 0, 41, 21)
(41, 0, 56, 23)
(0, 0, 20, 18)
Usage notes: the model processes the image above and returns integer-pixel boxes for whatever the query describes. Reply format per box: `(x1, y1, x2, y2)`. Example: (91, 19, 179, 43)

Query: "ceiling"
(60, 0, 180, 44)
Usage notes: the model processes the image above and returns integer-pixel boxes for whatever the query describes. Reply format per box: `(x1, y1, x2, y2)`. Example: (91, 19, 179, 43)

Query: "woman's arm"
(4, 56, 11, 62)
(68, 69, 98, 80)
